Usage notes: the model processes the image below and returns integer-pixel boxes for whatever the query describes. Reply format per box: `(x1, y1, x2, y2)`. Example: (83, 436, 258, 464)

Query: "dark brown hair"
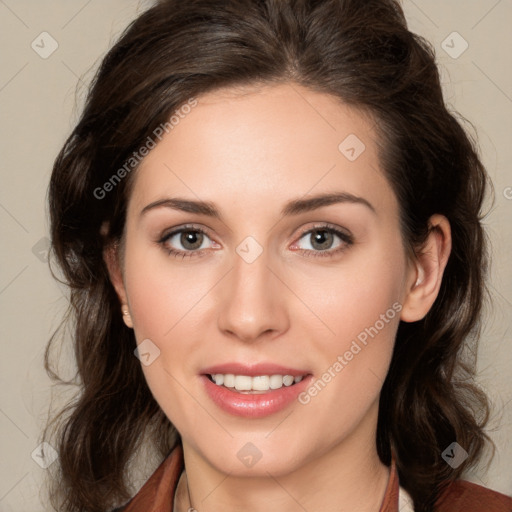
(44, 0, 493, 510)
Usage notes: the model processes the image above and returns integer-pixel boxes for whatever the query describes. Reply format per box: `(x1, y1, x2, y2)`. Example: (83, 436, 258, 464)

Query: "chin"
(191, 435, 311, 478)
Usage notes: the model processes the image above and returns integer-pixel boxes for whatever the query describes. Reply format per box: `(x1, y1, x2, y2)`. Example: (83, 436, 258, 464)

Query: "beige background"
(0, 0, 511, 509)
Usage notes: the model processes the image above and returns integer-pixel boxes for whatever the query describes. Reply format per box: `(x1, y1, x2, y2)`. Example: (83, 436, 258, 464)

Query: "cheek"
(122, 249, 203, 431)
(124, 242, 209, 340)
(291, 243, 405, 418)
(294, 240, 406, 348)
(121, 242, 218, 414)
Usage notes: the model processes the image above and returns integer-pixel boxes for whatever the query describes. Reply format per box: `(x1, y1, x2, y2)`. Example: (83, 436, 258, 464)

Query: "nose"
(216, 247, 290, 343)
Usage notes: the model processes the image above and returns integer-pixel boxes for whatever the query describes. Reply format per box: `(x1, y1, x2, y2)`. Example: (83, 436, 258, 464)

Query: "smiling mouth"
(206, 373, 306, 394)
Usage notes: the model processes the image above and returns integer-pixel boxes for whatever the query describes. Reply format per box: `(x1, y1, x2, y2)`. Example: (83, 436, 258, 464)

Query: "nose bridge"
(216, 240, 288, 341)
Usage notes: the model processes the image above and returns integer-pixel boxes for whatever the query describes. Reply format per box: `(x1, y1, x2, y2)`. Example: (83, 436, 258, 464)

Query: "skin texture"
(106, 83, 451, 512)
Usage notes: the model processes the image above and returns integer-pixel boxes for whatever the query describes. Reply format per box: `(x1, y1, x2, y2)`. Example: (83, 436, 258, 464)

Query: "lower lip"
(201, 375, 312, 418)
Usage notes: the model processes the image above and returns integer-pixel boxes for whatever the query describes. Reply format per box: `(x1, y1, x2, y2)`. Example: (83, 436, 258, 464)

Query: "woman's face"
(117, 83, 417, 476)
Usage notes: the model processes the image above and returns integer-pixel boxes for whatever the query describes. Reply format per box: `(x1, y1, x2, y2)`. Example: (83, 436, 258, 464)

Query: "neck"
(176, 402, 390, 512)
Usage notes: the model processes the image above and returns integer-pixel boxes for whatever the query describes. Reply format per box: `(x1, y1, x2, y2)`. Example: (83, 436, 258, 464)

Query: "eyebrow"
(140, 192, 376, 219)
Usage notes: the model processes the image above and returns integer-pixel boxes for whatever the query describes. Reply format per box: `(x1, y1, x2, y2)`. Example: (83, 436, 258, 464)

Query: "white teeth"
(282, 375, 294, 386)
(223, 374, 235, 387)
(234, 375, 252, 391)
(210, 373, 305, 391)
(269, 374, 283, 389)
(252, 375, 270, 391)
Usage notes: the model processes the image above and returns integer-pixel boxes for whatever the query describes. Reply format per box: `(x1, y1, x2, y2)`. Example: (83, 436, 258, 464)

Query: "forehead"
(128, 83, 396, 219)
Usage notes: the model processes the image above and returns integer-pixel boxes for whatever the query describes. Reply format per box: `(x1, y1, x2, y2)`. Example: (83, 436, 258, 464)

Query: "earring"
(121, 305, 134, 328)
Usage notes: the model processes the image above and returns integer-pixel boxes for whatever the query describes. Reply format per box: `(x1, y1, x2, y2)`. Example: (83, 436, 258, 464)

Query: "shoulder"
(436, 479, 512, 511)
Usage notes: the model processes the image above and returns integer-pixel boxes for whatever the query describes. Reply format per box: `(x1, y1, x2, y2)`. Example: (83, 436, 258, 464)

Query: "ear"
(400, 214, 452, 323)
(104, 242, 133, 329)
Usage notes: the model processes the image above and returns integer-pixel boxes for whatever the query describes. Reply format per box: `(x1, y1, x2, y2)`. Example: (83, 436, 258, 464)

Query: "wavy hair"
(44, 0, 493, 510)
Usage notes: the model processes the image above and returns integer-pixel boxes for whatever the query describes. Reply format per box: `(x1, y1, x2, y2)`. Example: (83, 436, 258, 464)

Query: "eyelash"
(158, 223, 354, 260)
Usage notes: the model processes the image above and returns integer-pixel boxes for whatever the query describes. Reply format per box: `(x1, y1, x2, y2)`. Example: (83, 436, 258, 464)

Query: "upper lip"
(201, 363, 310, 377)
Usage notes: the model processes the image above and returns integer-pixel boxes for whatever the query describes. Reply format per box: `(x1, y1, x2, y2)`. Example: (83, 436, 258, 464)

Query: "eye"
(291, 224, 353, 258)
(158, 225, 218, 259)
(158, 223, 353, 260)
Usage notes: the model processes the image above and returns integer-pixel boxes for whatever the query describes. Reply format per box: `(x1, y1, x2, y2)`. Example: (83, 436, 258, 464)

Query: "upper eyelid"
(296, 222, 351, 238)
(159, 223, 213, 240)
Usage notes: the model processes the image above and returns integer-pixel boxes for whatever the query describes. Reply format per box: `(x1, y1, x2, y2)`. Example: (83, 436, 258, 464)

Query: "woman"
(43, 0, 512, 511)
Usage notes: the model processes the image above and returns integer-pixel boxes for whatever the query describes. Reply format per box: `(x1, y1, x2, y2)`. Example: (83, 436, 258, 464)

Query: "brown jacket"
(119, 444, 512, 511)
